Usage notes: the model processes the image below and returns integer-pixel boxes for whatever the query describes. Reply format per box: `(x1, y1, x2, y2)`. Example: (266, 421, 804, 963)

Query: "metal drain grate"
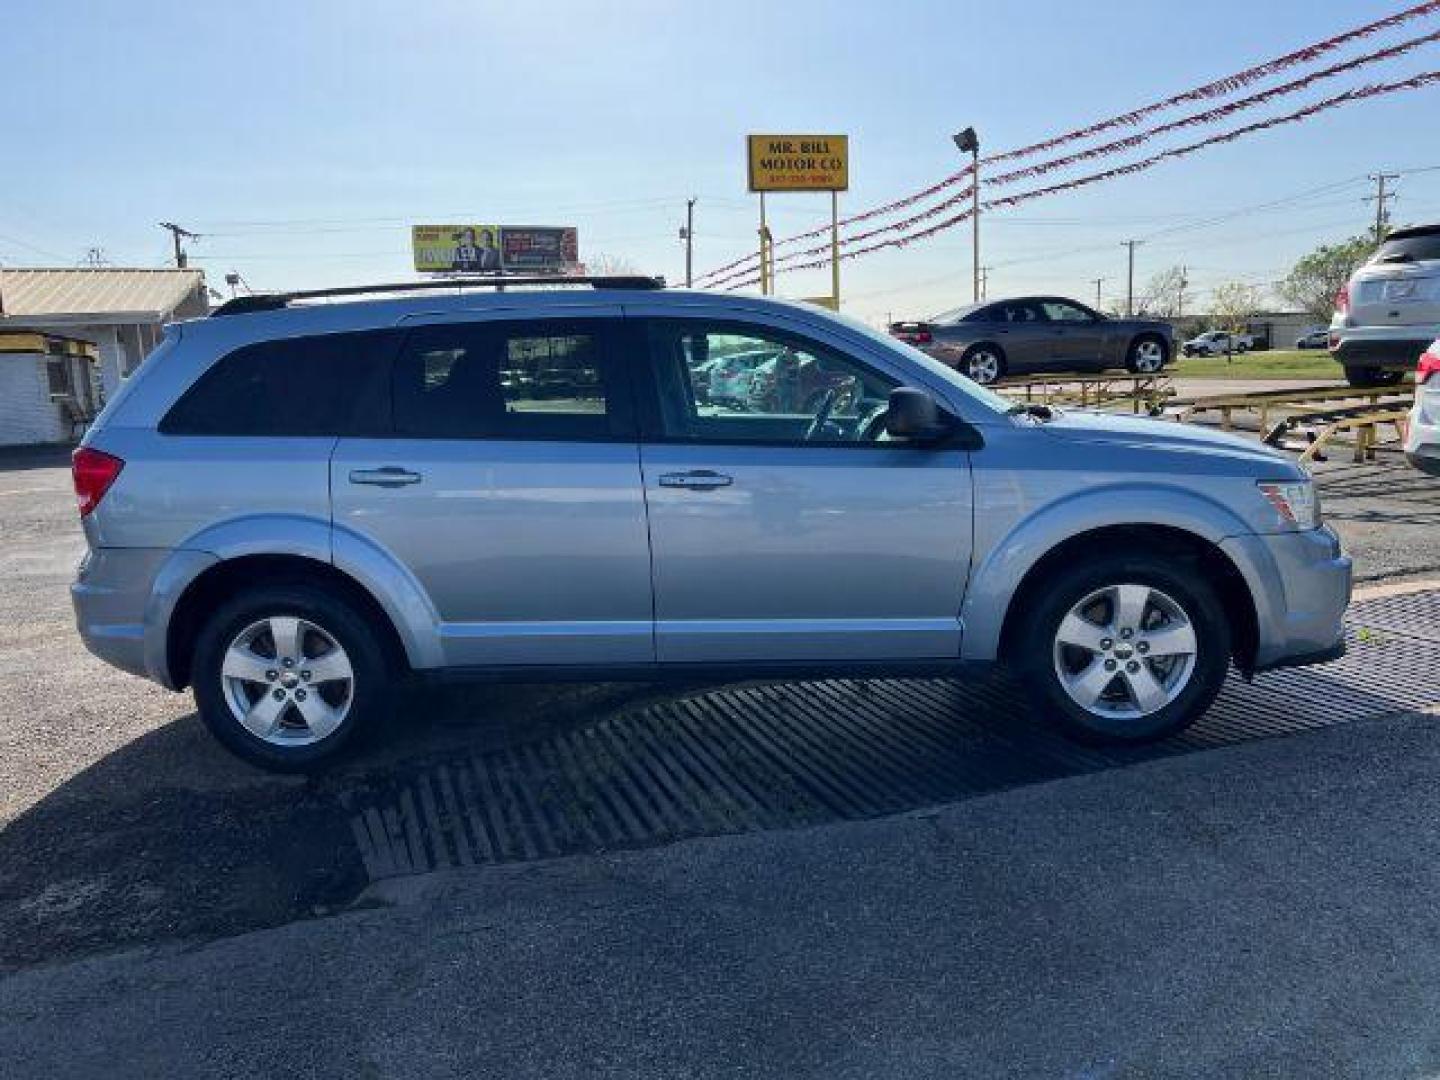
(343, 591, 1440, 881)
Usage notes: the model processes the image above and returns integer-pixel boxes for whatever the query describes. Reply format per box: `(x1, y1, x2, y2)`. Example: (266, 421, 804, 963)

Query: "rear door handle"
(658, 470, 733, 491)
(349, 466, 422, 488)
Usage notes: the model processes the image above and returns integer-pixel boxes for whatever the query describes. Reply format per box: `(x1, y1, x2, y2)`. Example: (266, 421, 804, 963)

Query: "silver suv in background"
(71, 277, 1350, 771)
(1331, 223, 1440, 386)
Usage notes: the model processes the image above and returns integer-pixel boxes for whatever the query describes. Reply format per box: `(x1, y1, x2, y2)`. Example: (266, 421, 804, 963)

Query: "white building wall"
(0, 355, 67, 446)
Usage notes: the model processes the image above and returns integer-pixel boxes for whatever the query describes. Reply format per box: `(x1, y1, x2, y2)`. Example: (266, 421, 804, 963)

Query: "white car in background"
(1405, 338, 1440, 476)
(1182, 330, 1253, 357)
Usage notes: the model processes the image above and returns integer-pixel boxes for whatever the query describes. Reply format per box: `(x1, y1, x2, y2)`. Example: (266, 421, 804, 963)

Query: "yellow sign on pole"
(747, 134, 849, 193)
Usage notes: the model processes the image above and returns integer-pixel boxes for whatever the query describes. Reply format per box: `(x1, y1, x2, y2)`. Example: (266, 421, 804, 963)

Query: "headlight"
(1257, 479, 1320, 530)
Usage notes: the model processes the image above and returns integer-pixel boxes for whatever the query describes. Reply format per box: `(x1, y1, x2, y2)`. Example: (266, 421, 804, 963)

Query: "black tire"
(1124, 334, 1170, 374)
(1012, 553, 1231, 745)
(960, 343, 1007, 385)
(192, 584, 391, 772)
(1345, 366, 1404, 388)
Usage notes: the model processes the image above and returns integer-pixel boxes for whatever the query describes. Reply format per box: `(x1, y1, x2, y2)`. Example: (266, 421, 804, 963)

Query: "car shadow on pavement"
(2, 616, 1433, 974)
(0, 679, 695, 973)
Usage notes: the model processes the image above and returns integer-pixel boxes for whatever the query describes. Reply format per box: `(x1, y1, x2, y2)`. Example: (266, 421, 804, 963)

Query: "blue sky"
(2, 0, 1439, 324)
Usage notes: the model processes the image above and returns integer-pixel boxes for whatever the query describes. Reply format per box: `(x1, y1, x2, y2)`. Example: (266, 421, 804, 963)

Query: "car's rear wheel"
(1013, 554, 1231, 744)
(1125, 335, 1168, 374)
(192, 584, 390, 772)
(961, 344, 1006, 385)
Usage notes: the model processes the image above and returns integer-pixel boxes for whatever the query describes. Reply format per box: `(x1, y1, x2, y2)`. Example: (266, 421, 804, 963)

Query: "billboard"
(411, 225, 579, 274)
(501, 227, 579, 272)
(747, 134, 849, 192)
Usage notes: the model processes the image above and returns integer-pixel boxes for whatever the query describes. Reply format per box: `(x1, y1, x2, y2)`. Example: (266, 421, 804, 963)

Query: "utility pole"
(1091, 277, 1105, 310)
(1177, 265, 1189, 319)
(1366, 172, 1400, 244)
(679, 197, 696, 287)
(979, 266, 990, 300)
(1121, 239, 1143, 317)
(158, 222, 198, 268)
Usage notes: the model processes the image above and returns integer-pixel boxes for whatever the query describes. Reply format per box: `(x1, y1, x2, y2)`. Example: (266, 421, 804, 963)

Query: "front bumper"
(1220, 526, 1352, 672)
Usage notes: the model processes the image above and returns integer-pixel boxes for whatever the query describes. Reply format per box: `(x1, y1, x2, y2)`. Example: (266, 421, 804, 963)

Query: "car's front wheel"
(1013, 554, 1231, 744)
(192, 584, 390, 771)
(1125, 335, 1169, 374)
(961, 344, 1006, 385)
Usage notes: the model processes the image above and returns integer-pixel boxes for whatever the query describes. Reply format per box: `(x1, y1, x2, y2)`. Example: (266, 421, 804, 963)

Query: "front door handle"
(658, 470, 733, 491)
(349, 466, 422, 488)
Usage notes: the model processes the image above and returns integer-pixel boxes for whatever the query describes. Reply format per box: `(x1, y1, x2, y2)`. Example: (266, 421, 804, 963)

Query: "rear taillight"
(71, 447, 124, 517)
(1335, 281, 1350, 316)
(1419, 343, 1440, 385)
(912, 331, 933, 345)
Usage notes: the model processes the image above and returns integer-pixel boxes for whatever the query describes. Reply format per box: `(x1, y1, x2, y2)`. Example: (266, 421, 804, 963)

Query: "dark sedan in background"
(890, 296, 1174, 385)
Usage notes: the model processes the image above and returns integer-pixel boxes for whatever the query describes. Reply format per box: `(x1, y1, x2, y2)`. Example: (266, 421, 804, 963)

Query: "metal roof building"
(0, 268, 208, 402)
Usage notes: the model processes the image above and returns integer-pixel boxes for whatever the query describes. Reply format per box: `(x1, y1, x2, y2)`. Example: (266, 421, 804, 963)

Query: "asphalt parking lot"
(1, 431, 1438, 1076)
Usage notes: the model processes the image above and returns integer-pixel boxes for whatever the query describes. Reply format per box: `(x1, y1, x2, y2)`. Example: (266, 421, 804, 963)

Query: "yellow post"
(830, 189, 840, 309)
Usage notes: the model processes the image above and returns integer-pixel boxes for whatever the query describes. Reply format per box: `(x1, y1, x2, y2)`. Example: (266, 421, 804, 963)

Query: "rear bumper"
(1330, 326, 1437, 369)
(71, 546, 216, 689)
(1221, 527, 1352, 672)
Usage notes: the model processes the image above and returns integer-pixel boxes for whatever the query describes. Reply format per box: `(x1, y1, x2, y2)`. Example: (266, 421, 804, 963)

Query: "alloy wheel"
(1133, 340, 1164, 373)
(966, 350, 1001, 385)
(220, 615, 354, 745)
(1051, 583, 1197, 719)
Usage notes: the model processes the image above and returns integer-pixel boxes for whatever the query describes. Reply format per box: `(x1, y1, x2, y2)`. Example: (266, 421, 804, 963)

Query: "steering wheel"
(859, 401, 893, 442)
(804, 388, 840, 441)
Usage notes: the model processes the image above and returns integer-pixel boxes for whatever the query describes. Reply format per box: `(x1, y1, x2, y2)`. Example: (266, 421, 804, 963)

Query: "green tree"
(1278, 235, 1374, 323)
(1209, 282, 1260, 355)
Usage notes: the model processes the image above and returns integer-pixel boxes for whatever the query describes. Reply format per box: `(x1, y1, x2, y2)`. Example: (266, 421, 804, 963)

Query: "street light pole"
(1092, 277, 1105, 310)
(953, 127, 981, 303)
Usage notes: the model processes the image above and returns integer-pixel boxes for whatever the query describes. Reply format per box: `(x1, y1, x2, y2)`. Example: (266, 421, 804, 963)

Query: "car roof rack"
(210, 274, 666, 317)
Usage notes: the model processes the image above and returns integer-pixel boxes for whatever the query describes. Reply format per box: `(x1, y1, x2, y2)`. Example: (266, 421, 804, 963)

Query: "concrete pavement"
(6, 711, 1440, 1078)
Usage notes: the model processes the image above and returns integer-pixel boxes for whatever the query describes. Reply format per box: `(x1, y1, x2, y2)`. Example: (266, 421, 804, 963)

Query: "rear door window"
(160, 330, 397, 436)
(391, 319, 631, 439)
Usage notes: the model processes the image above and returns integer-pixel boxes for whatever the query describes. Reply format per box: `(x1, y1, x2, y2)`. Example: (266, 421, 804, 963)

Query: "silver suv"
(1331, 223, 1440, 386)
(71, 277, 1351, 771)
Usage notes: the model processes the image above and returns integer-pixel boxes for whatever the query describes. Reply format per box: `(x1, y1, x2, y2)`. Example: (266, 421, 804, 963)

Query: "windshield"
(929, 303, 982, 326)
(823, 308, 1012, 415)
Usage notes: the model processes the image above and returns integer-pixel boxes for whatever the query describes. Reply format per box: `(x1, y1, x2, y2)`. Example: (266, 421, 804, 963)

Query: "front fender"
(960, 483, 1254, 662)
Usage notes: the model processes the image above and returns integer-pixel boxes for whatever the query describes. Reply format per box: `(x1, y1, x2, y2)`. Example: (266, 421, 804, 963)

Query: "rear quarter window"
(159, 330, 397, 436)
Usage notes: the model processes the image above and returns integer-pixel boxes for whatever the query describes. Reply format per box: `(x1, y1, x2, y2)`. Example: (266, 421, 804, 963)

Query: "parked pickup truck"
(1182, 331, 1254, 357)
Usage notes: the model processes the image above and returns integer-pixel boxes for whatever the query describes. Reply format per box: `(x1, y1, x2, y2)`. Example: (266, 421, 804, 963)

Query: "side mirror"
(884, 387, 951, 440)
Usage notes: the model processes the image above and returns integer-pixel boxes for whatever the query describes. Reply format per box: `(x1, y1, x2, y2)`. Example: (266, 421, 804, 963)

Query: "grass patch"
(1171, 349, 1341, 379)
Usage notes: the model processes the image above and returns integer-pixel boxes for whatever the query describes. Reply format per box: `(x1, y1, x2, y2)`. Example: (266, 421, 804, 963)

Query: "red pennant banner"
(987, 0, 1440, 165)
(695, 5, 1440, 286)
(721, 70, 1440, 291)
